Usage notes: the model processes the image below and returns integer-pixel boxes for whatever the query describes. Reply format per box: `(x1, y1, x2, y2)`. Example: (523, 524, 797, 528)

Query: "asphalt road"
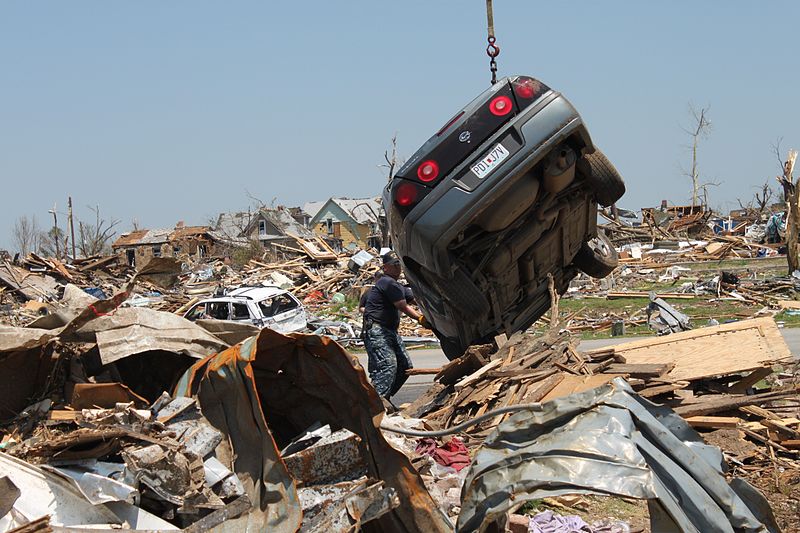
(356, 328, 800, 406)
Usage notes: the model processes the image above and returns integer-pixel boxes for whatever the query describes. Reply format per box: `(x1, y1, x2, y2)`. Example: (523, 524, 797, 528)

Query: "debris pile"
(0, 249, 796, 530)
(0, 245, 431, 343)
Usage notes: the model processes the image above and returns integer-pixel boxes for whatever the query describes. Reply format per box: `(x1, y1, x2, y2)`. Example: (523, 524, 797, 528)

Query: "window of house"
(198, 244, 207, 258)
(173, 246, 181, 256)
(152, 245, 162, 258)
(258, 220, 267, 236)
(326, 218, 334, 234)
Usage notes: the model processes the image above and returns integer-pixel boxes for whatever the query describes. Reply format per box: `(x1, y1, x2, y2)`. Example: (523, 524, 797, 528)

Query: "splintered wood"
(404, 318, 799, 460)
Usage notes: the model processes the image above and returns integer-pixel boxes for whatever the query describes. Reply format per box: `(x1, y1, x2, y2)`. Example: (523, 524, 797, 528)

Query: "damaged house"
(112, 224, 216, 268)
(304, 197, 383, 251)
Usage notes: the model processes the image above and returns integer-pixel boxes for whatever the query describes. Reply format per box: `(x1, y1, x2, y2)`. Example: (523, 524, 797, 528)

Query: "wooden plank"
(454, 359, 502, 390)
(761, 419, 800, 440)
(48, 410, 80, 421)
(675, 388, 798, 417)
(586, 318, 791, 382)
(740, 405, 781, 420)
(406, 368, 443, 376)
(435, 346, 490, 386)
(728, 367, 774, 394)
(540, 374, 626, 402)
(521, 373, 565, 403)
(782, 440, 800, 449)
(685, 416, 741, 429)
(606, 363, 675, 378)
(637, 381, 688, 398)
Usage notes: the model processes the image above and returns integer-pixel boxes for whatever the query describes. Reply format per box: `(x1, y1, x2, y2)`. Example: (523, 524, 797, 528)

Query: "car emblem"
(459, 131, 471, 143)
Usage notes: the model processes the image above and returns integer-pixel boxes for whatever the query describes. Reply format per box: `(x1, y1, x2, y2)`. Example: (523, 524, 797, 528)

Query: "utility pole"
(68, 196, 77, 260)
(48, 203, 60, 259)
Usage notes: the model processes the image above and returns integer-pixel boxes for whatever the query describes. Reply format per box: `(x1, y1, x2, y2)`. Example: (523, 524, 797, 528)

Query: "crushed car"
(384, 75, 625, 358)
(183, 286, 308, 334)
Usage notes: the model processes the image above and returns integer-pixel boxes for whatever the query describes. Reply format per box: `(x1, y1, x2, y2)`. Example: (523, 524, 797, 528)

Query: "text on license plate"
(471, 143, 510, 179)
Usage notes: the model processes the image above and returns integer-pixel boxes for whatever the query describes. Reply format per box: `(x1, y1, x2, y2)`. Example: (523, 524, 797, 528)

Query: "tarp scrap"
(176, 328, 452, 533)
(457, 378, 779, 533)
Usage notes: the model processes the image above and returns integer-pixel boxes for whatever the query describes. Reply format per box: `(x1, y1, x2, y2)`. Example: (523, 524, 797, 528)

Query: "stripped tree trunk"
(780, 150, 798, 273)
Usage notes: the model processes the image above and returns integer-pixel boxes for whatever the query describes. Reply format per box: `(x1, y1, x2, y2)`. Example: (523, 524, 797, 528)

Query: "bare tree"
(11, 215, 40, 256)
(77, 206, 120, 257)
(380, 133, 404, 181)
(681, 104, 712, 210)
(738, 181, 775, 216)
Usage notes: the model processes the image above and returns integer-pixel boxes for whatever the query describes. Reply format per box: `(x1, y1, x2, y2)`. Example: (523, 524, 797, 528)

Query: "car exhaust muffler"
(542, 145, 576, 194)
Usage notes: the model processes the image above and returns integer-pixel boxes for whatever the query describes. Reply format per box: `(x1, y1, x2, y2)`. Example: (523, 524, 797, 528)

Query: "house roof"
(302, 201, 326, 220)
(169, 226, 212, 240)
(112, 230, 149, 248)
(310, 197, 384, 225)
(243, 207, 315, 239)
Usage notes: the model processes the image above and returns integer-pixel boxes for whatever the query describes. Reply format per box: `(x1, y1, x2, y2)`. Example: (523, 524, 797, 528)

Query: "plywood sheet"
(541, 374, 626, 402)
(588, 317, 791, 382)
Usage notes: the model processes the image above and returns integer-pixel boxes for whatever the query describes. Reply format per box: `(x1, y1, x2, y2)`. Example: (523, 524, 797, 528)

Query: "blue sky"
(2, 1, 799, 251)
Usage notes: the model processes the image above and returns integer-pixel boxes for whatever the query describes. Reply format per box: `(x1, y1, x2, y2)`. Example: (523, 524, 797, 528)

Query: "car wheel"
(424, 267, 490, 318)
(583, 149, 626, 207)
(432, 328, 468, 361)
(572, 231, 619, 278)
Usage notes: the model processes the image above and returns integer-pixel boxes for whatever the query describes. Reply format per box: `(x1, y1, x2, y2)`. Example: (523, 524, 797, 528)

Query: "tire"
(573, 231, 619, 278)
(584, 149, 626, 207)
(424, 267, 490, 318)
(432, 329, 468, 361)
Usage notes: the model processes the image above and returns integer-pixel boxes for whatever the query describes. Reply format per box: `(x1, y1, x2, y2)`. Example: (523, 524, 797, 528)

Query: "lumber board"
(605, 363, 675, 378)
(674, 389, 798, 418)
(586, 318, 791, 382)
(685, 416, 741, 429)
(540, 374, 625, 402)
(454, 359, 502, 390)
(637, 381, 688, 398)
(728, 367, 775, 394)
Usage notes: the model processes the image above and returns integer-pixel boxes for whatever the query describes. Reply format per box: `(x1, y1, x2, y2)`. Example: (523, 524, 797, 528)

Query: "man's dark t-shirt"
(363, 275, 405, 330)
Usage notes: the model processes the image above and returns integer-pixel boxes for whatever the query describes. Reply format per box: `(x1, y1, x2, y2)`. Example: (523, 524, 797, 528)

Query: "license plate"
(471, 142, 510, 180)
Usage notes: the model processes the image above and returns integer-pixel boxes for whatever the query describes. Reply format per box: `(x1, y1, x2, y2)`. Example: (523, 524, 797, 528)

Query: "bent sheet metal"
(458, 378, 779, 533)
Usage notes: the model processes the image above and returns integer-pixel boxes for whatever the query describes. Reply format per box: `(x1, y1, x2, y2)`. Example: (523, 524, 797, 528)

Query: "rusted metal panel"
(70, 383, 148, 410)
(177, 329, 451, 532)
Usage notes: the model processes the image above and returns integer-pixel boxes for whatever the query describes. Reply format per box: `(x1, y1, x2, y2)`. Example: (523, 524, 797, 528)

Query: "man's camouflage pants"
(364, 323, 413, 398)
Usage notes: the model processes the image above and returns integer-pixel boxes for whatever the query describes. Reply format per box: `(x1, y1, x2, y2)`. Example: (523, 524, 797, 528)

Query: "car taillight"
(511, 76, 548, 112)
(417, 160, 439, 182)
(513, 77, 541, 99)
(489, 95, 513, 116)
(395, 181, 420, 206)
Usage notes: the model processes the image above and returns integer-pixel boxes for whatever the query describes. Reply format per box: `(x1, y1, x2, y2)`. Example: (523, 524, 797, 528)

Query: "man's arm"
(393, 299, 422, 321)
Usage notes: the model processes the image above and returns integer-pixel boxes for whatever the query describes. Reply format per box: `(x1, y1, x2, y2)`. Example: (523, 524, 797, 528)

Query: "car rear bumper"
(393, 93, 593, 276)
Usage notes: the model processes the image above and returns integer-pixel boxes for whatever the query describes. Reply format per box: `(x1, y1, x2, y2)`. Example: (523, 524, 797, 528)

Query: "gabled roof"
(310, 197, 383, 226)
(302, 201, 326, 220)
(244, 207, 315, 239)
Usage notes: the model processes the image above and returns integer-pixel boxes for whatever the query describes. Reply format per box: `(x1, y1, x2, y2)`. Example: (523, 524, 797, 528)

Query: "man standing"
(363, 251, 427, 400)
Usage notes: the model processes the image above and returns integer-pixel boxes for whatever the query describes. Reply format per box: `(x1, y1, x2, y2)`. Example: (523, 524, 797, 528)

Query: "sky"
(2, 1, 800, 252)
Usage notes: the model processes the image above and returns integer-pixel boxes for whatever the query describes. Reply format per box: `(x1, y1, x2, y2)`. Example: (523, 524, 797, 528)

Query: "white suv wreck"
(183, 286, 307, 334)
